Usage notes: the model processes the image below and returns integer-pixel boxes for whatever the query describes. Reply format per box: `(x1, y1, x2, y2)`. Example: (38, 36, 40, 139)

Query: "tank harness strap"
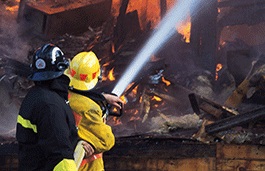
(80, 153, 103, 167)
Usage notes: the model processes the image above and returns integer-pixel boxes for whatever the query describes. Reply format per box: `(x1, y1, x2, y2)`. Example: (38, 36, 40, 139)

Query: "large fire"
(3, 0, 196, 137)
(112, 0, 191, 43)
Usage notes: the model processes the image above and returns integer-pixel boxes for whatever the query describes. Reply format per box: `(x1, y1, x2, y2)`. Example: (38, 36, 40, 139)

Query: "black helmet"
(28, 43, 69, 81)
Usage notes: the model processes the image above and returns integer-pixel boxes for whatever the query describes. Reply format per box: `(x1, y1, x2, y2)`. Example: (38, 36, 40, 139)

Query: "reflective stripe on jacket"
(16, 77, 78, 171)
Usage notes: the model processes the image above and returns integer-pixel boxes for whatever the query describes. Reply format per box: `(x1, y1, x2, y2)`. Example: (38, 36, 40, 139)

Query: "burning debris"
(1, 0, 265, 170)
(0, 0, 265, 145)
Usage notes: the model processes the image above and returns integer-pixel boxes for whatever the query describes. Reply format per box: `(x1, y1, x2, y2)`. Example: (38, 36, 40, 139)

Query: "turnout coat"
(69, 91, 115, 171)
(16, 76, 78, 171)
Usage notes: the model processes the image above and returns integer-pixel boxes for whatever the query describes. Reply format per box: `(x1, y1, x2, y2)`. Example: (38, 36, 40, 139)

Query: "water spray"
(112, 0, 203, 97)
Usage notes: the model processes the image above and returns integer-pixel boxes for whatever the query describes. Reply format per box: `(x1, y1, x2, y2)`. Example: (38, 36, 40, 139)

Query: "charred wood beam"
(160, 0, 167, 18)
(17, 0, 26, 22)
(113, 0, 129, 51)
(190, 0, 218, 75)
(205, 106, 265, 134)
(188, 93, 201, 115)
(188, 93, 238, 119)
(224, 58, 265, 108)
(19, 0, 112, 39)
(105, 136, 215, 159)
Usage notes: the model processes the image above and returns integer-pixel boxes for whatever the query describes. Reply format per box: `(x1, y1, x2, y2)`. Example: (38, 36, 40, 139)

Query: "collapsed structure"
(0, 0, 265, 170)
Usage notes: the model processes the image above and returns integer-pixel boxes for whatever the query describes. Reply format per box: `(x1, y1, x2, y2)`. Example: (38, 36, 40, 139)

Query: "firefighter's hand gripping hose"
(74, 140, 95, 169)
(74, 140, 86, 169)
(102, 93, 123, 109)
(102, 93, 124, 120)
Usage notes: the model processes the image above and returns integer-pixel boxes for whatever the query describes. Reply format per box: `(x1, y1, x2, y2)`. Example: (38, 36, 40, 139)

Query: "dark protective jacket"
(16, 75, 78, 171)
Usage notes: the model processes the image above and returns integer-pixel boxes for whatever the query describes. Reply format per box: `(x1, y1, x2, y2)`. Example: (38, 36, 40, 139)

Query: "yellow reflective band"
(53, 159, 77, 171)
(17, 115, 37, 133)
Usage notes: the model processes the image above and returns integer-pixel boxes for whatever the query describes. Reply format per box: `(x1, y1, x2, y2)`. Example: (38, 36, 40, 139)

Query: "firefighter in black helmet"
(16, 43, 79, 171)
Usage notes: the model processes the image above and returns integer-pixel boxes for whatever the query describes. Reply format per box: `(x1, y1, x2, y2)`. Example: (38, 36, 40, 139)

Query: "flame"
(130, 112, 141, 121)
(162, 76, 171, 86)
(132, 85, 138, 95)
(112, 0, 175, 30)
(5, 5, 19, 14)
(215, 63, 223, 80)
(4, 0, 19, 13)
(108, 68, 115, 81)
(152, 96, 162, 101)
(111, 43, 115, 53)
(120, 95, 127, 104)
(176, 16, 191, 43)
(110, 117, 122, 126)
(102, 66, 115, 81)
(111, 0, 191, 43)
(139, 95, 142, 103)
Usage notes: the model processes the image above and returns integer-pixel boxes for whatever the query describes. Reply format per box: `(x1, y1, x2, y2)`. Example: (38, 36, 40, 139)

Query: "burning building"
(0, 0, 265, 170)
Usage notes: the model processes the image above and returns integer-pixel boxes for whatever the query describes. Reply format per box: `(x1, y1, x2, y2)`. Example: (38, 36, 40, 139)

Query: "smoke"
(0, 2, 31, 62)
(0, 80, 19, 137)
(112, 0, 203, 96)
(0, 2, 31, 138)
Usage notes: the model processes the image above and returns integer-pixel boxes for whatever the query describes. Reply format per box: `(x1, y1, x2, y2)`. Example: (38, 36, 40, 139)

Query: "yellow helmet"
(66, 51, 101, 90)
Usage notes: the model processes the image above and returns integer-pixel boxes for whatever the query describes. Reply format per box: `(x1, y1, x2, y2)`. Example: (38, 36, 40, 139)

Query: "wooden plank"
(104, 137, 216, 159)
(160, 0, 167, 18)
(205, 107, 265, 134)
(105, 157, 216, 171)
(216, 159, 265, 171)
(104, 137, 216, 170)
(113, 0, 129, 51)
(188, 93, 237, 119)
(190, 0, 218, 74)
(21, 0, 112, 38)
(216, 143, 265, 171)
(216, 143, 265, 160)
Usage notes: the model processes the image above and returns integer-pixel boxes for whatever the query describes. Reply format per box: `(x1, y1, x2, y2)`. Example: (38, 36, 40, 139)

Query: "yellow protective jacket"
(69, 91, 115, 171)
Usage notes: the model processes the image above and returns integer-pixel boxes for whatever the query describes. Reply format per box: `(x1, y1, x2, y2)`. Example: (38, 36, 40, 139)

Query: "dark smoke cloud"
(0, 1, 31, 62)
(0, 1, 31, 137)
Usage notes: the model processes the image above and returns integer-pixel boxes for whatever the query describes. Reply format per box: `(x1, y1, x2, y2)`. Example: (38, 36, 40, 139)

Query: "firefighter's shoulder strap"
(68, 86, 108, 112)
(69, 87, 105, 102)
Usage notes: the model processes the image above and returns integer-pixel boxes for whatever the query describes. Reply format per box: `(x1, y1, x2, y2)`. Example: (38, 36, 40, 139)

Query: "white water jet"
(112, 0, 203, 96)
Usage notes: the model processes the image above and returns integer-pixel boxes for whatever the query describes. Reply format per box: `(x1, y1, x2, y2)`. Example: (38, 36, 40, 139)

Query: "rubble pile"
(0, 0, 265, 146)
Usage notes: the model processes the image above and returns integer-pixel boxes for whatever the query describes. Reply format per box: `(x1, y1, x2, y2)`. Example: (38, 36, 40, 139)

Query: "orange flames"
(107, 68, 116, 81)
(162, 76, 171, 86)
(5, 0, 19, 14)
(111, 0, 191, 42)
(152, 96, 162, 101)
(215, 63, 223, 80)
(176, 17, 191, 43)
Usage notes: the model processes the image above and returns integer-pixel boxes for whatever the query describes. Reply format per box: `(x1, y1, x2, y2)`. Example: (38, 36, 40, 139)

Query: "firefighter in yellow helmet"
(66, 51, 123, 171)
